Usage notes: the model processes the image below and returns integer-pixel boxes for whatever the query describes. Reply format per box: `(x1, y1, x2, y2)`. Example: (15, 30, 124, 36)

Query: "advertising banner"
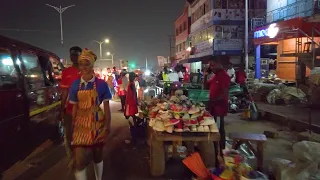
(214, 25, 244, 39)
(212, 9, 245, 21)
(214, 39, 243, 51)
(157, 56, 167, 67)
(194, 40, 213, 54)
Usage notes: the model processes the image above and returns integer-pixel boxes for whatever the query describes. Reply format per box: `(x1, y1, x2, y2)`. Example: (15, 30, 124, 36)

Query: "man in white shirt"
(227, 63, 236, 83)
(167, 71, 179, 82)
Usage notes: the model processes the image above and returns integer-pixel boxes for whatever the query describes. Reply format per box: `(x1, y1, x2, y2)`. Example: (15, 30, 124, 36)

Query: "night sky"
(1, 0, 186, 67)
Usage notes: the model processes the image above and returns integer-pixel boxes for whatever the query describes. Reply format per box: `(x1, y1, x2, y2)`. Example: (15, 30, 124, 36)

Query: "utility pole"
(168, 35, 176, 58)
(146, 57, 148, 70)
(46, 4, 75, 45)
(245, 0, 249, 74)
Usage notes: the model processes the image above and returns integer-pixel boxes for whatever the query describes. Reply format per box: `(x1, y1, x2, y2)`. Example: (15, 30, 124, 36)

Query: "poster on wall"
(194, 40, 213, 54)
(212, 9, 245, 21)
(228, 0, 245, 9)
(214, 39, 243, 51)
(157, 56, 167, 67)
(215, 0, 221, 8)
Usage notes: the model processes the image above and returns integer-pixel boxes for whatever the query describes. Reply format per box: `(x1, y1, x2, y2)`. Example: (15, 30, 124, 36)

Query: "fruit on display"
(145, 92, 218, 133)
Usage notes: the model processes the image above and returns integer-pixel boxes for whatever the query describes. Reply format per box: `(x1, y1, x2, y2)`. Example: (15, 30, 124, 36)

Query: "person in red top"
(60, 46, 82, 166)
(235, 66, 246, 85)
(207, 58, 230, 150)
(125, 72, 139, 126)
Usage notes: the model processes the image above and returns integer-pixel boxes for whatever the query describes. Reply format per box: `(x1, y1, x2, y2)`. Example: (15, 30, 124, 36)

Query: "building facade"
(253, 0, 320, 81)
(175, 3, 191, 62)
(181, 0, 265, 70)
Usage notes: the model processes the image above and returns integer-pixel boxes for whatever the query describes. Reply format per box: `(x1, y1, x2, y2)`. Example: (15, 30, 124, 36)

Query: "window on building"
(179, 25, 183, 34)
(200, 4, 204, 17)
(191, 36, 195, 46)
(201, 30, 207, 41)
(183, 21, 187, 31)
(20, 52, 45, 90)
(183, 41, 186, 50)
(207, 26, 214, 39)
(0, 49, 19, 90)
(195, 32, 201, 44)
(176, 28, 179, 35)
(191, 13, 195, 23)
(205, 0, 211, 14)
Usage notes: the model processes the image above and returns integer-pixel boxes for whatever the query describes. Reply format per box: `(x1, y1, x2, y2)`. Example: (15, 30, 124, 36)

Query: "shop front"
(253, 17, 320, 81)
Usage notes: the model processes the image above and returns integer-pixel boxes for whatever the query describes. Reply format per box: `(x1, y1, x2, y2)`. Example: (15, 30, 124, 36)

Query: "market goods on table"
(140, 89, 219, 133)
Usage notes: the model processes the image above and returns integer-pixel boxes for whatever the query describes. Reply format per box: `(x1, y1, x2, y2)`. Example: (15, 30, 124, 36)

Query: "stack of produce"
(145, 90, 218, 133)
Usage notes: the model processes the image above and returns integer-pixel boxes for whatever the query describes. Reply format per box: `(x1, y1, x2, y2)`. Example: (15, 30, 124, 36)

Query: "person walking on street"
(207, 58, 230, 151)
(227, 62, 236, 84)
(106, 68, 115, 99)
(69, 49, 112, 180)
(138, 74, 147, 101)
(117, 72, 128, 112)
(125, 72, 139, 127)
(60, 46, 82, 167)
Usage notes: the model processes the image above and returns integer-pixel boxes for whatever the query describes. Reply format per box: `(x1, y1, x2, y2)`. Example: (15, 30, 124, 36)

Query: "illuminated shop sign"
(254, 23, 279, 39)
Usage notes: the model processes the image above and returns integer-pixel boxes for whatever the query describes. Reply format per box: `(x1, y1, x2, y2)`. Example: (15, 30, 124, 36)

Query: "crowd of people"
(59, 46, 247, 180)
(157, 57, 247, 153)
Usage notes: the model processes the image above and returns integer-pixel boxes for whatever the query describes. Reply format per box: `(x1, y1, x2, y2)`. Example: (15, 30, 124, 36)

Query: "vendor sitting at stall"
(207, 58, 230, 151)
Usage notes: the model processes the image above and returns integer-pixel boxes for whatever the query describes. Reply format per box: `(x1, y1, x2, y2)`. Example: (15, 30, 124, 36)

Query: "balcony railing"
(266, 0, 313, 23)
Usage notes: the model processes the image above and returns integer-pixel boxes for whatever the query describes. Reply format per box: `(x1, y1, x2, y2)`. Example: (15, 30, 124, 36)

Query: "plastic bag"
(272, 141, 320, 180)
(267, 89, 282, 104)
(292, 141, 320, 164)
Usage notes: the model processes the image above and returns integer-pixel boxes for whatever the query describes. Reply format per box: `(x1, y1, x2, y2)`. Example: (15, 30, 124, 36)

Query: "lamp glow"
(145, 70, 151, 76)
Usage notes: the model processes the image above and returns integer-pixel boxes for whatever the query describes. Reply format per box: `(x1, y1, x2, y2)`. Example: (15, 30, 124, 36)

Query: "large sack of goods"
(309, 68, 320, 86)
(267, 89, 282, 105)
(280, 87, 307, 105)
(270, 141, 320, 180)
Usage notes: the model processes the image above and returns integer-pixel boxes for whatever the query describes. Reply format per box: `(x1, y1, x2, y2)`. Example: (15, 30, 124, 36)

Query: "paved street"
(1, 102, 295, 180)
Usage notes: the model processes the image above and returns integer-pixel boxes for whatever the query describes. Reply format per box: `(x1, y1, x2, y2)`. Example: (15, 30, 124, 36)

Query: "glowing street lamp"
(94, 39, 110, 58)
(106, 52, 114, 65)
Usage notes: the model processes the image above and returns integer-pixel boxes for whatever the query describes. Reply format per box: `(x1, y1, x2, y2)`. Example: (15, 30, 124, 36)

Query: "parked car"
(0, 35, 62, 144)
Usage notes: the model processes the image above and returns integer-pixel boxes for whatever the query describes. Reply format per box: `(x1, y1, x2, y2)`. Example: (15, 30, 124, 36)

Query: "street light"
(94, 39, 110, 58)
(106, 52, 114, 65)
(46, 4, 75, 45)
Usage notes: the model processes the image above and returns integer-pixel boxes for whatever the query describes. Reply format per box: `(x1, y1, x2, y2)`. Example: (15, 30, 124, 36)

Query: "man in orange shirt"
(60, 46, 82, 165)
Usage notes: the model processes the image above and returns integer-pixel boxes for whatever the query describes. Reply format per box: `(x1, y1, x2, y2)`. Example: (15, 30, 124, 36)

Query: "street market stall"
(140, 89, 221, 176)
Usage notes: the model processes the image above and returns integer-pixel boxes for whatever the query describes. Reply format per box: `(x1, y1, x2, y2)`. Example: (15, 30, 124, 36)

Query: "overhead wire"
(0, 28, 58, 33)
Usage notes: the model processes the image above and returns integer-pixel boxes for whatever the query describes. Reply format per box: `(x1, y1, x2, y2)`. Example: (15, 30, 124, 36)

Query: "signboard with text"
(157, 56, 168, 67)
(213, 39, 243, 51)
(254, 23, 279, 39)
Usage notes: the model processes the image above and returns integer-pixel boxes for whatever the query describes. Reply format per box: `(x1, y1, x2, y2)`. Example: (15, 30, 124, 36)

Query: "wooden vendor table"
(149, 128, 220, 177)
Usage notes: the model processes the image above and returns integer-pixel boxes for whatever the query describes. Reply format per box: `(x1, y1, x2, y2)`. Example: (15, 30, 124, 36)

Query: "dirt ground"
(3, 102, 296, 180)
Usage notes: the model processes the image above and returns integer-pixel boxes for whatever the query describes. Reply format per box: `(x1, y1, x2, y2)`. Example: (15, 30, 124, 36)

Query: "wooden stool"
(229, 132, 267, 171)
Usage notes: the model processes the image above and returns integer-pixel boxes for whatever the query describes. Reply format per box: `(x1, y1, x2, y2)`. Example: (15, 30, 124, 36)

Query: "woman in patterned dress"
(69, 49, 112, 180)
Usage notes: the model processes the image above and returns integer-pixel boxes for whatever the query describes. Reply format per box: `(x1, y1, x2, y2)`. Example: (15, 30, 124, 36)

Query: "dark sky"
(1, 0, 185, 67)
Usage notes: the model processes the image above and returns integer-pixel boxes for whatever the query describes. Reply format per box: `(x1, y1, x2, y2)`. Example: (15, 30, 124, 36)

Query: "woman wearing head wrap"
(68, 49, 112, 180)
